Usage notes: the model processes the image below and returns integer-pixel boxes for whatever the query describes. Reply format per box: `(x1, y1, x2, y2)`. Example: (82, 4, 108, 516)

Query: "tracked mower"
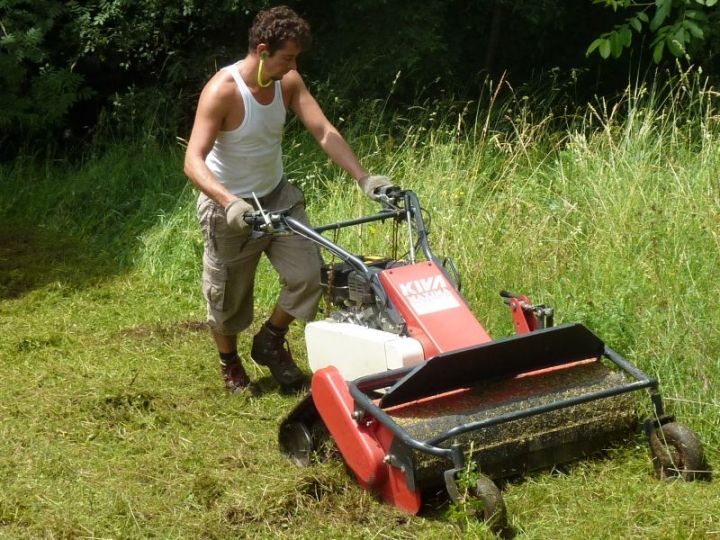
(246, 187, 709, 530)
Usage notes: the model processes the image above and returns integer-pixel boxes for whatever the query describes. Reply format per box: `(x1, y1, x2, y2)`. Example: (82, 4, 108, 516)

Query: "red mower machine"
(248, 187, 709, 530)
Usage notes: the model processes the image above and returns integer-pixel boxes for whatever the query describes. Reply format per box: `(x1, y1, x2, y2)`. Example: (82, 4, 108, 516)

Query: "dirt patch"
(118, 320, 208, 340)
(103, 391, 157, 412)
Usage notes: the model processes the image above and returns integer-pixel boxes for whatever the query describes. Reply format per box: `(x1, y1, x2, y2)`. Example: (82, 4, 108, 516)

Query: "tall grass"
(1, 70, 719, 538)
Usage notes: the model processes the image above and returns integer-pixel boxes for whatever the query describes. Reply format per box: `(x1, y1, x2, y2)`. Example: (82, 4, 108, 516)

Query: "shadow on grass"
(0, 223, 124, 300)
(0, 143, 195, 302)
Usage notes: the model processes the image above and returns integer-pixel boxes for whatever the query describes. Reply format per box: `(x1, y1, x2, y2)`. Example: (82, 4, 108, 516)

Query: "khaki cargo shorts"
(197, 179, 323, 335)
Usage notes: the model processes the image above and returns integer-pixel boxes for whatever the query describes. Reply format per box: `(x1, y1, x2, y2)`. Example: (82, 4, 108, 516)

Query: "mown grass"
(1, 71, 719, 538)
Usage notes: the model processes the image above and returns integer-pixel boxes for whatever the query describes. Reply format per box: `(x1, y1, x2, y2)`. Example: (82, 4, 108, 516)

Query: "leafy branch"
(587, 0, 717, 62)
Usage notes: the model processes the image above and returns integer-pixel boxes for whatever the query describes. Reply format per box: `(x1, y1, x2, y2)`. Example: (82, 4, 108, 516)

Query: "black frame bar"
(313, 208, 405, 234)
(347, 346, 660, 469)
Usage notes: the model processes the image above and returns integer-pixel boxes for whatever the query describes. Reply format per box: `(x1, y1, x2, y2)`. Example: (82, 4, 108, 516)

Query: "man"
(184, 6, 391, 393)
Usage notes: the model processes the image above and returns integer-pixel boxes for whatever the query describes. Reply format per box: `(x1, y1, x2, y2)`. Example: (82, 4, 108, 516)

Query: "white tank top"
(205, 63, 286, 198)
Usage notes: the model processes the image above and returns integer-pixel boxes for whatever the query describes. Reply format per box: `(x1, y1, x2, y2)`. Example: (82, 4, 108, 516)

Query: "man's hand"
(225, 198, 254, 232)
(358, 175, 393, 200)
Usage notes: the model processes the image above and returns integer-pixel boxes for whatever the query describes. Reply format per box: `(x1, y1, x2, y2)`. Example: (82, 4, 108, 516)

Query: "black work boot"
(220, 357, 250, 393)
(251, 323, 308, 391)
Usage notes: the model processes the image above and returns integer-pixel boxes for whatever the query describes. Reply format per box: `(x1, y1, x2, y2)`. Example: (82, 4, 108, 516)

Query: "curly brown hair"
(248, 6, 312, 55)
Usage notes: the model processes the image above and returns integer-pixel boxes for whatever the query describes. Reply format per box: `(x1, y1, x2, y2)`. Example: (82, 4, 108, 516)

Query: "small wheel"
(279, 421, 313, 467)
(448, 472, 507, 532)
(649, 422, 707, 481)
(471, 475, 507, 531)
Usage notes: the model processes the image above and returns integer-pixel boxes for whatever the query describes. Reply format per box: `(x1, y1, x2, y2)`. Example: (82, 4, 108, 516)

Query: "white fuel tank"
(305, 320, 425, 381)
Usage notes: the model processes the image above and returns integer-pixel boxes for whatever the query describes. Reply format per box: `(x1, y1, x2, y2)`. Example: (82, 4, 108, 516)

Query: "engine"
(320, 258, 403, 333)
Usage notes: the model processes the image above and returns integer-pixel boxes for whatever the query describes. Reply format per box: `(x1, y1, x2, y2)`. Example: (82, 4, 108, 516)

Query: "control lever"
(243, 194, 292, 236)
(252, 192, 274, 233)
(374, 185, 404, 208)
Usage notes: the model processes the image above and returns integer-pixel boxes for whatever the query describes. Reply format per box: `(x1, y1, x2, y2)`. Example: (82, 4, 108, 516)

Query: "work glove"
(225, 198, 254, 232)
(358, 175, 393, 201)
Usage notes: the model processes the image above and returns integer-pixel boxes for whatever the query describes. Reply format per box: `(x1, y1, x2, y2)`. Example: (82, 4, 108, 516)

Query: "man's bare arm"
(287, 71, 368, 181)
(184, 78, 239, 208)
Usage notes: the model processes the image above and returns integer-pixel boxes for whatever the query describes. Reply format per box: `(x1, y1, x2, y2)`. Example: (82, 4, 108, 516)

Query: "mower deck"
(387, 360, 637, 482)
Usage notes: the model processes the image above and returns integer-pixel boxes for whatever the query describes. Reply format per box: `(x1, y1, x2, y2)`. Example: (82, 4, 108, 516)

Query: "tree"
(0, 0, 88, 152)
(4, 0, 716, 158)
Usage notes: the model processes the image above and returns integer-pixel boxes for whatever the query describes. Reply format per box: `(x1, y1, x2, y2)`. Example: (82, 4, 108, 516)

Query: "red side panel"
(311, 367, 386, 488)
(380, 261, 492, 357)
(312, 368, 422, 513)
(374, 424, 422, 514)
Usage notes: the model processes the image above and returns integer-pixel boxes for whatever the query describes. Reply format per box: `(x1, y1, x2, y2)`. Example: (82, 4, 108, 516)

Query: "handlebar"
(240, 186, 437, 264)
(238, 185, 430, 267)
(241, 185, 407, 235)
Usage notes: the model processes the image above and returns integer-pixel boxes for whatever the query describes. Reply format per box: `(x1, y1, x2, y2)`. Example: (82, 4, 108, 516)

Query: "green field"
(1, 76, 719, 538)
